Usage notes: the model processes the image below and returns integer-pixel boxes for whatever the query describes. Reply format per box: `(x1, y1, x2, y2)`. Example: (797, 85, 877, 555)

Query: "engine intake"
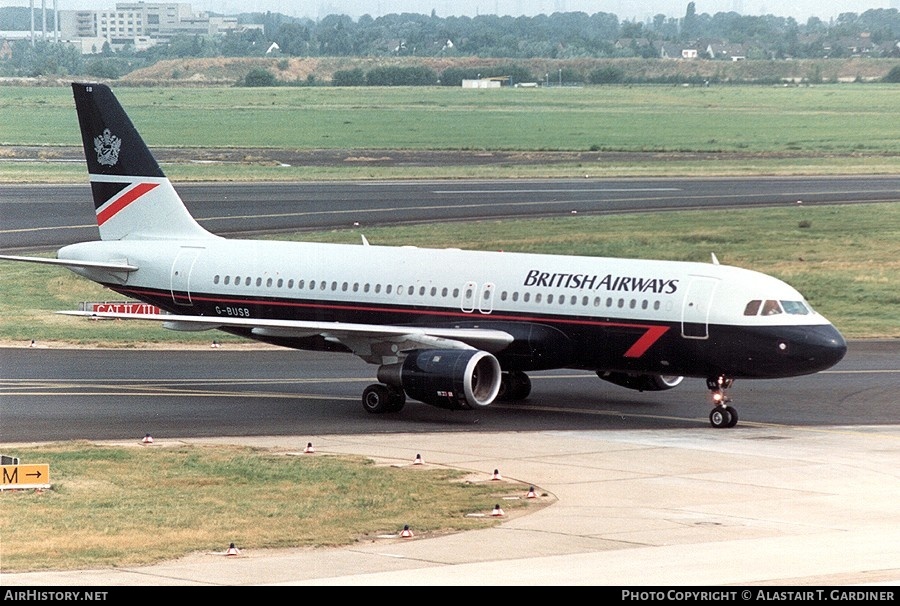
(597, 371, 684, 392)
(378, 349, 502, 410)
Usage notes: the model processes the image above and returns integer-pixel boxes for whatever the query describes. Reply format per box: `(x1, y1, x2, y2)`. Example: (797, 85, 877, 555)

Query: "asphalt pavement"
(3, 424, 898, 586)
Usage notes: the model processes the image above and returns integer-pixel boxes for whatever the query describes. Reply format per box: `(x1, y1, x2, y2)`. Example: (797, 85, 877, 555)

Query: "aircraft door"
(681, 276, 718, 339)
(478, 282, 495, 314)
(460, 281, 477, 313)
(171, 247, 204, 306)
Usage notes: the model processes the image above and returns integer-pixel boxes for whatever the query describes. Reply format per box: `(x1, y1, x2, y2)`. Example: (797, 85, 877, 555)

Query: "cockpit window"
(761, 300, 782, 315)
(743, 300, 762, 316)
(744, 299, 813, 316)
(781, 300, 811, 315)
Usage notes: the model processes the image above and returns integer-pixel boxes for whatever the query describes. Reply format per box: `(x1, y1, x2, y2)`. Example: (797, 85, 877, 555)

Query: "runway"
(2, 177, 898, 251)
(1, 341, 898, 443)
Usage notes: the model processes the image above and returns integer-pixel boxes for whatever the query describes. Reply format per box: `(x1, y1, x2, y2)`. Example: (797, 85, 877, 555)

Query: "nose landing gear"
(707, 376, 738, 428)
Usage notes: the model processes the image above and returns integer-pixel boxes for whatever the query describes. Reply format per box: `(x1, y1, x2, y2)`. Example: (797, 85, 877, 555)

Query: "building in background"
(50, 2, 244, 53)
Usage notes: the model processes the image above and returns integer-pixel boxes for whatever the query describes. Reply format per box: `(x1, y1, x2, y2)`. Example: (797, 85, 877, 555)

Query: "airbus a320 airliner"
(1, 83, 847, 428)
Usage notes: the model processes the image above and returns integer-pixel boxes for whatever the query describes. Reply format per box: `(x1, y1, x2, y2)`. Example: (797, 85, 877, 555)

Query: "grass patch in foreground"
(0, 442, 539, 572)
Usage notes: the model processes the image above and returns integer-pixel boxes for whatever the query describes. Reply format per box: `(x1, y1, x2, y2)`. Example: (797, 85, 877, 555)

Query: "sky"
(4, 0, 897, 23)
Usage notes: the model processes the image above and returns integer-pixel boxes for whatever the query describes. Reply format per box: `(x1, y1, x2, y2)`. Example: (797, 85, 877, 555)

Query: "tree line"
(2, 4, 899, 79)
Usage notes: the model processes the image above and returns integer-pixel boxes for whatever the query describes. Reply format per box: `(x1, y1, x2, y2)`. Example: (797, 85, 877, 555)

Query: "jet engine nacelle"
(597, 371, 684, 392)
(378, 349, 502, 410)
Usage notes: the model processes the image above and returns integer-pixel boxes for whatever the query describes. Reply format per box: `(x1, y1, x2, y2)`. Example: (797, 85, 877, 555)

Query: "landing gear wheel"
(385, 385, 406, 413)
(499, 371, 532, 401)
(362, 384, 390, 414)
(707, 375, 737, 428)
(709, 406, 732, 429)
(724, 405, 738, 428)
(363, 384, 405, 414)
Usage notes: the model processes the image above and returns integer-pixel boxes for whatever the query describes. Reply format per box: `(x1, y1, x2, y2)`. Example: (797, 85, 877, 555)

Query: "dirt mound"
(120, 56, 898, 86)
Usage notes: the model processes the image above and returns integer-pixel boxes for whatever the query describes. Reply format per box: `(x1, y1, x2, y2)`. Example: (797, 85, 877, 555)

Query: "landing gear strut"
(707, 375, 738, 428)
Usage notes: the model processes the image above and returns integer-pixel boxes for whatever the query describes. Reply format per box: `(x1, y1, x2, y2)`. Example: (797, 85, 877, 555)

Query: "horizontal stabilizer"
(0, 255, 138, 272)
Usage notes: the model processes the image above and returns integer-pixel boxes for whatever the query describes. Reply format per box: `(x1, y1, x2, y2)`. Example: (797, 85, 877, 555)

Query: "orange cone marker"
(491, 504, 505, 517)
(526, 486, 537, 499)
(400, 524, 414, 538)
(303, 442, 315, 454)
(141, 433, 154, 445)
(413, 453, 423, 465)
(491, 468, 502, 480)
(226, 542, 240, 556)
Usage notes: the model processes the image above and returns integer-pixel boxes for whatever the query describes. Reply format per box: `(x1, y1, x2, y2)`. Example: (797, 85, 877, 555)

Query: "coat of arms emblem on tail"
(94, 128, 121, 166)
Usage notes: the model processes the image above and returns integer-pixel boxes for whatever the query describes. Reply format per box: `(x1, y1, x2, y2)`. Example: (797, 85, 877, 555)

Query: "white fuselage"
(60, 237, 829, 330)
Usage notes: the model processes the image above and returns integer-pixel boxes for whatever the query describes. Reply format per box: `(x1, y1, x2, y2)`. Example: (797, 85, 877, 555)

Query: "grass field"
(1, 84, 899, 183)
(0, 442, 541, 572)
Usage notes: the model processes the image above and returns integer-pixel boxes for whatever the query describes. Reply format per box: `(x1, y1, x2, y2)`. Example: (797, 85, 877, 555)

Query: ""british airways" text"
(524, 269, 678, 294)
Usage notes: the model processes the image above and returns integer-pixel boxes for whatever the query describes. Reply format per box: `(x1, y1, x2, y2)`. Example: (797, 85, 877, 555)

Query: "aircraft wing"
(57, 310, 514, 364)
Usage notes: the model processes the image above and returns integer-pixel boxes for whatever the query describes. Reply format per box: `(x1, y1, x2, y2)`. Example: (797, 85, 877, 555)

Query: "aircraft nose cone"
(782, 323, 847, 374)
(821, 325, 848, 367)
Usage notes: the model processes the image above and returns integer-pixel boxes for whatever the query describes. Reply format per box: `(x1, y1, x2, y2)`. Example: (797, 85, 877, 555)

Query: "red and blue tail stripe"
(93, 181, 159, 227)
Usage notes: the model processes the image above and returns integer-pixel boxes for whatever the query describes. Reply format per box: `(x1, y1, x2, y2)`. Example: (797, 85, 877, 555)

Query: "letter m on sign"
(2, 467, 17, 484)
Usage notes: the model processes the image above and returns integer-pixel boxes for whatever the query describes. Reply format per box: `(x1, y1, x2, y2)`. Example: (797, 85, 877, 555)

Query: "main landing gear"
(362, 383, 406, 414)
(707, 375, 738, 428)
(498, 371, 531, 402)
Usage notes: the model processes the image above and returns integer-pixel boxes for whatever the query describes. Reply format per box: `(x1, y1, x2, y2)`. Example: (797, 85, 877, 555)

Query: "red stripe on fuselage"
(623, 325, 670, 358)
(96, 182, 159, 226)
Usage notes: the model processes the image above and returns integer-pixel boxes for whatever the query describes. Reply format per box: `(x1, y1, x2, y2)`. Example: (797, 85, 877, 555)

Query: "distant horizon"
(2, 0, 897, 23)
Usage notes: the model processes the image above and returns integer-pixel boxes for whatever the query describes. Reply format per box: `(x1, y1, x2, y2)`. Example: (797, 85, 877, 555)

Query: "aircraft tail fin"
(71, 83, 213, 242)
